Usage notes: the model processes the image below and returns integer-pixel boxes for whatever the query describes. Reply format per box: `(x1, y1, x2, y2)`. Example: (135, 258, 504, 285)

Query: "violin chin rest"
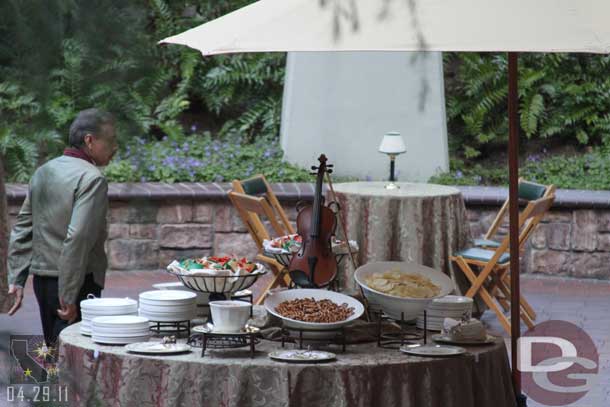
(289, 270, 318, 289)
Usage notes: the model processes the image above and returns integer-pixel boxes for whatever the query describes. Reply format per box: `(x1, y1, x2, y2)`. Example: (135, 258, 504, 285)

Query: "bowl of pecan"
(264, 289, 365, 330)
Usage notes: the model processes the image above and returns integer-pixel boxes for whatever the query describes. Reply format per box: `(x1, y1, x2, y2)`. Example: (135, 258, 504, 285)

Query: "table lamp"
(378, 131, 406, 189)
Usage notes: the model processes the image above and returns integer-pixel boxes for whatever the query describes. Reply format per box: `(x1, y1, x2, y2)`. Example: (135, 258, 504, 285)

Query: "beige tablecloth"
(330, 182, 472, 295)
(59, 323, 516, 407)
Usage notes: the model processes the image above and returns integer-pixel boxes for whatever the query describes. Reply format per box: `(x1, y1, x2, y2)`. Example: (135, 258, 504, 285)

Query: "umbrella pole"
(508, 52, 526, 406)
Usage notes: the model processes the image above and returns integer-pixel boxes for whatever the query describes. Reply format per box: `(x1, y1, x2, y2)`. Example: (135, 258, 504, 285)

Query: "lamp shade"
(378, 132, 406, 154)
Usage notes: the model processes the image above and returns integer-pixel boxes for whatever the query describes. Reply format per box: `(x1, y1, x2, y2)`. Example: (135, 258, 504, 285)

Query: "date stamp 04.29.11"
(4, 335, 70, 405)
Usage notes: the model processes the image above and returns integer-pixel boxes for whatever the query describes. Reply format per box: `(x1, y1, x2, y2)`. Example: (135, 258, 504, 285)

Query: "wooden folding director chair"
(229, 175, 294, 303)
(451, 195, 555, 335)
(475, 178, 555, 249)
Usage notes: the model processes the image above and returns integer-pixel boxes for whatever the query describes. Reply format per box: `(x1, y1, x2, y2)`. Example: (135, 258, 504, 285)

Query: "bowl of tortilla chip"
(355, 261, 454, 321)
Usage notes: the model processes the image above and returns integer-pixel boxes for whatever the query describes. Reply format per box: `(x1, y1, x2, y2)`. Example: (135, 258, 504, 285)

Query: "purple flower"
(162, 135, 168, 141)
(527, 154, 541, 163)
(191, 124, 197, 133)
(263, 150, 271, 158)
(455, 170, 463, 179)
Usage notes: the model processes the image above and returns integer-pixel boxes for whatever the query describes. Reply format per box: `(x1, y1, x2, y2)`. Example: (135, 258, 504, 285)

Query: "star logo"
(34, 343, 55, 360)
(23, 368, 32, 378)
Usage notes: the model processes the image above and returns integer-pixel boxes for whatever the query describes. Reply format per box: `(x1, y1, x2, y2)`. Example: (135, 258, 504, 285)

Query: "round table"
(330, 182, 472, 294)
(59, 324, 516, 407)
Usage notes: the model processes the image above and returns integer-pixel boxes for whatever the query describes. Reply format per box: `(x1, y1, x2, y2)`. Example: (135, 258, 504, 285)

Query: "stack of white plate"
(91, 316, 151, 345)
(139, 290, 197, 322)
(152, 282, 209, 305)
(416, 295, 473, 331)
(80, 297, 138, 336)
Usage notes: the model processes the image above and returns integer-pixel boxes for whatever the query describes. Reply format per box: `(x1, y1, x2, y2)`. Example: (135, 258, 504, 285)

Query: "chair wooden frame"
(229, 175, 295, 303)
(232, 175, 295, 236)
(451, 196, 555, 335)
(479, 178, 555, 247)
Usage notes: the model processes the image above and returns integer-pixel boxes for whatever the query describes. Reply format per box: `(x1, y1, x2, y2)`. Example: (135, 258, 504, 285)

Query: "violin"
(288, 154, 338, 288)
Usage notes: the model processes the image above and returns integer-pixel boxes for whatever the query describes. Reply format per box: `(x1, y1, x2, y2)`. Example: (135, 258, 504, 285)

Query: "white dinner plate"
(429, 295, 473, 305)
(268, 350, 336, 363)
(139, 304, 196, 313)
(139, 290, 197, 302)
(432, 334, 496, 346)
(92, 315, 150, 327)
(125, 342, 192, 355)
(91, 330, 151, 338)
(91, 323, 149, 331)
(139, 312, 195, 322)
(81, 304, 138, 316)
(92, 335, 151, 345)
(81, 297, 138, 309)
(400, 344, 467, 357)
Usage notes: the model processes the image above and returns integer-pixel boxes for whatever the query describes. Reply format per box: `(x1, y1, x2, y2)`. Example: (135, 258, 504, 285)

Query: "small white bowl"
(209, 301, 251, 333)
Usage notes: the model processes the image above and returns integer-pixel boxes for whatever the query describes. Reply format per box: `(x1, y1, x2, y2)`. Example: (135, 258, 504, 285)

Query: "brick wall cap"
(4, 182, 608, 209)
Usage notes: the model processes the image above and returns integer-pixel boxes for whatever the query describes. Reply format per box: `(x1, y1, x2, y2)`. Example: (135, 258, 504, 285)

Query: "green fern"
(446, 52, 610, 156)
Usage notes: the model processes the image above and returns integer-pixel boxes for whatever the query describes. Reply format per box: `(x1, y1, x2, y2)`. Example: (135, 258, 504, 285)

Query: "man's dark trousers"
(33, 273, 102, 347)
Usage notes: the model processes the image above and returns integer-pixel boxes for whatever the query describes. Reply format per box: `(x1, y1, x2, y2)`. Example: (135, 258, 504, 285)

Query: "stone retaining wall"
(467, 207, 610, 279)
(6, 183, 610, 279)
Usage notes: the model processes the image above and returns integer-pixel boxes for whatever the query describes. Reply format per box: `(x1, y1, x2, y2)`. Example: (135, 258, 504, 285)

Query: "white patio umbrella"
(161, 0, 610, 55)
(160, 1, 610, 404)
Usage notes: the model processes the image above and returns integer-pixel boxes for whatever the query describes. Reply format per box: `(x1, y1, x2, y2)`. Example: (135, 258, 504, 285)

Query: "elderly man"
(7, 108, 117, 347)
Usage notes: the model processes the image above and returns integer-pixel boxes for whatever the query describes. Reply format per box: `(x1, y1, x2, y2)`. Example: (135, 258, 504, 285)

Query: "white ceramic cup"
(209, 300, 251, 332)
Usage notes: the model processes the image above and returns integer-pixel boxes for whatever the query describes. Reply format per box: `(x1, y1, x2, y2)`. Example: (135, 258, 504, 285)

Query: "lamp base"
(384, 182, 400, 190)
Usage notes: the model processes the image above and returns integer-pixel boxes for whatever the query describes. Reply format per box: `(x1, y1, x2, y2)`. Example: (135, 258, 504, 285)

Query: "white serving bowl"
(354, 261, 455, 321)
(209, 301, 251, 333)
(264, 288, 364, 330)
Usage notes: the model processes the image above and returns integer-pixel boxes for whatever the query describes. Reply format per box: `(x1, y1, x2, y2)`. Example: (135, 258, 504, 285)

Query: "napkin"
(443, 317, 487, 341)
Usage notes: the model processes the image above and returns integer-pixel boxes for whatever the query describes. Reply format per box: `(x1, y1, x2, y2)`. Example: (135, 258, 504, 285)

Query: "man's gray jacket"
(7, 155, 108, 304)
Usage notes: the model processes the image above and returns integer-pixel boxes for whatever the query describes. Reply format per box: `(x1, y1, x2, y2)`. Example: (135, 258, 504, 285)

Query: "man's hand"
(7, 285, 24, 316)
(57, 298, 78, 324)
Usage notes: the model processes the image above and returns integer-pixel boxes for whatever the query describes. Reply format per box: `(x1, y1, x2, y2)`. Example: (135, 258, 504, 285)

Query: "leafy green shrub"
(104, 133, 311, 183)
(0, 82, 63, 182)
(0, 0, 285, 181)
(430, 146, 610, 190)
(446, 53, 610, 157)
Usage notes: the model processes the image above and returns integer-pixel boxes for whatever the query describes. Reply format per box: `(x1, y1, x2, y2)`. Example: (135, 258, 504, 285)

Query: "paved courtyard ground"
(1, 271, 608, 407)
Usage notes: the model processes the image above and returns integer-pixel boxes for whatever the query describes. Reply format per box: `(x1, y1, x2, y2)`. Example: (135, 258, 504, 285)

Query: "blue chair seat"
(474, 238, 501, 248)
(455, 247, 510, 264)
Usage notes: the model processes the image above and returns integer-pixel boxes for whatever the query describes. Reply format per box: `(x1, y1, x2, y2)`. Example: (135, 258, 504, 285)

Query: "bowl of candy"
(167, 255, 266, 294)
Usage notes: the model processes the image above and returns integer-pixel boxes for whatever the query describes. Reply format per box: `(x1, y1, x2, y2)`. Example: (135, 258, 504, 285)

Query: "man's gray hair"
(68, 108, 115, 148)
